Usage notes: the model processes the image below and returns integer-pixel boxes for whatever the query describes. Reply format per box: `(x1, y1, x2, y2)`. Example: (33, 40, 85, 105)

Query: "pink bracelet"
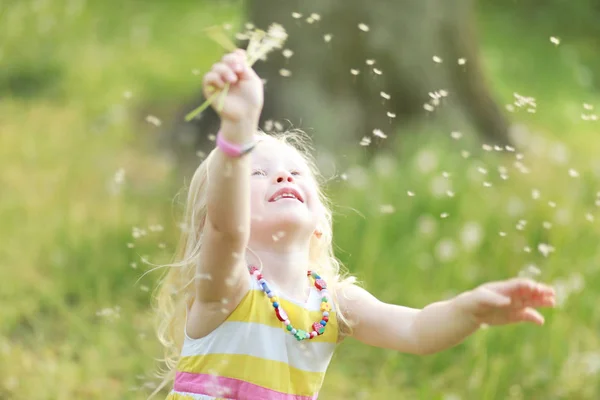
(216, 131, 257, 157)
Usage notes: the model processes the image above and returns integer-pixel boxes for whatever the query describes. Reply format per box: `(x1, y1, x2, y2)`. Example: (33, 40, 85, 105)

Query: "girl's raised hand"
(454, 278, 556, 326)
(203, 49, 264, 124)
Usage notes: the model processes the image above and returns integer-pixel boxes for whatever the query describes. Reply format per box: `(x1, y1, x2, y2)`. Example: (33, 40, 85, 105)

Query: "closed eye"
(290, 170, 301, 176)
(252, 169, 266, 176)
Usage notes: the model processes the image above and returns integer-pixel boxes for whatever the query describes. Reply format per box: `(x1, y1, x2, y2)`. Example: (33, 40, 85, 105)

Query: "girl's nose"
(275, 171, 294, 184)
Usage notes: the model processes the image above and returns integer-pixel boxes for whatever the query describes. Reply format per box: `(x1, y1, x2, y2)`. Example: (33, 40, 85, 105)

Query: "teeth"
(273, 193, 298, 201)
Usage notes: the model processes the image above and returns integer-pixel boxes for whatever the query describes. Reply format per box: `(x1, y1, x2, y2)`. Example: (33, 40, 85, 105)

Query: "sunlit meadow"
(1, 1, 599, 399)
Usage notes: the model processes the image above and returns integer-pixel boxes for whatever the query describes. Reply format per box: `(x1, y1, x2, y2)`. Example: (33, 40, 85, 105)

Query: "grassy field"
(1, 0, 599, 399)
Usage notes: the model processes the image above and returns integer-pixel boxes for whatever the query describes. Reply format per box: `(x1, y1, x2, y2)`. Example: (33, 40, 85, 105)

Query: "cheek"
(249, 181, 267, 215)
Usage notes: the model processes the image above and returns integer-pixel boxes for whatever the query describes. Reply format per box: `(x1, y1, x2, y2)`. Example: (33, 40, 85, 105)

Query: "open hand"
(455, 278, 556, 326)
(203, 49, 264, 123)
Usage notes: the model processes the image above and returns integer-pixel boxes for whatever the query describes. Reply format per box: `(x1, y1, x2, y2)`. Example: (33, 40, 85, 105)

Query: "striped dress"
(166, 277, 338, 400)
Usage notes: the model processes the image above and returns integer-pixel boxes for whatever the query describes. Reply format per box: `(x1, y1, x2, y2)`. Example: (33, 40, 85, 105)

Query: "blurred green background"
(1, 0, 600, 399)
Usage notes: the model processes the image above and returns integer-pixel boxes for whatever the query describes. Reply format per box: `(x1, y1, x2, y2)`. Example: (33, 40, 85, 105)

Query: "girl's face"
(249, 140, 321, 241)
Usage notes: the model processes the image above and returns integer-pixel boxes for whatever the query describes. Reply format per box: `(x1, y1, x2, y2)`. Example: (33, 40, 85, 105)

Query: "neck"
(245, 238, 312, 302)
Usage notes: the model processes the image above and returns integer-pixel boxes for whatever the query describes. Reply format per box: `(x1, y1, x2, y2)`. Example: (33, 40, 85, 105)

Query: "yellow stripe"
(226, 290, 338, 343)
(178, 354, 324, 396)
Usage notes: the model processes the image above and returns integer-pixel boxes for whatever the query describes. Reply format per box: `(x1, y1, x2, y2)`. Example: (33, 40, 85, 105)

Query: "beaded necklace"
(248, 265, 330, 341)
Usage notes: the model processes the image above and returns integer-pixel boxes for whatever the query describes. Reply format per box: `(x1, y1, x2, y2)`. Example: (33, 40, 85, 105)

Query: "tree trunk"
(246, 0, 510, 151)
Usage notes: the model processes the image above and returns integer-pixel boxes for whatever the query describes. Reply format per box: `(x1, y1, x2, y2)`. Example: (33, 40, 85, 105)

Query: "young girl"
(152, 49, 556, 400)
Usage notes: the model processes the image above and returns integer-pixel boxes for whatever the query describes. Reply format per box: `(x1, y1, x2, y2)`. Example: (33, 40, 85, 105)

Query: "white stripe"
(169, 390, 219, 399)
(182, 321, 336, 373)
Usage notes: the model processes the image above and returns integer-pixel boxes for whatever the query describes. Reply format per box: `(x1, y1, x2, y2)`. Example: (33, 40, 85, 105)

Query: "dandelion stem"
(184, 91, 220, 122)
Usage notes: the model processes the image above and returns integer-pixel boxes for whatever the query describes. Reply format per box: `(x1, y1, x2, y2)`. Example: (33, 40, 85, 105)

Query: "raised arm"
(339, 278, 555, 355)
(195, 50, 263, 304)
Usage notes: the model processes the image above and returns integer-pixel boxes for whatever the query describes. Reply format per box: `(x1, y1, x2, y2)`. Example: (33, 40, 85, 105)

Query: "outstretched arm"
(338, 278, 555, 355)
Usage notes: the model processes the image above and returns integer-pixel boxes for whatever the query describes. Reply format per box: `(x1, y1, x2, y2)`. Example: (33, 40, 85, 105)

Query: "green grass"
(1, 0, 600, 399)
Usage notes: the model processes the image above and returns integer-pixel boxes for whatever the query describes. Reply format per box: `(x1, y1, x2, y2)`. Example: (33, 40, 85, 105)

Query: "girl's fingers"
(514, 307, 545, 325)
(203, 71, 226, 90)
(476, 288, 512, 308)
(212, 63, 238, 84)
(222, 53, 245, 73)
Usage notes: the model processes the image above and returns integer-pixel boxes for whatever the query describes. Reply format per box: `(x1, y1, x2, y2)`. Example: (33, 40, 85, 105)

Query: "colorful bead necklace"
(248, 265, 330, 341)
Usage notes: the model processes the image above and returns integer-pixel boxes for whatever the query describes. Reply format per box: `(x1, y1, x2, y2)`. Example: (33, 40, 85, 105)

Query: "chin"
(252, 212, 316, 240)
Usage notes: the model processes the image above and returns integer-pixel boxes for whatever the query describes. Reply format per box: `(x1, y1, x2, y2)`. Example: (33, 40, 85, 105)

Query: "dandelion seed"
(586, 213, 594, 222)
(366, 59, 376, 66)
(306, 17, 315, 24)
(519, 264, 541, 278)
(272, 231, 286, 241)
(543, 221, 552, 229)
(208, 134, 216, 141)
(538, 243, 555, 257)
(439, 89, 449, 97)
(386, 112, 396, 118)
(282, 49, 294, 58)
(146, 115, 161, 126)
(458, 58, 467, 65)
(505, 145, 515, 152)
(223, 23, 232, 31)
(435, 238, 457, 262)
(350, 68, 360, 76)
(424, 104, 435, 112)
(359, 136, 371, 146)
(478, 167, 488, 175)
(140, 285, 149, 292)
(127, 243, 134, 248)
(524, 246, 531, 252)
(323, 34, 332, 42)
(461, 150, 470, 158)
(494, 145, 503, 151)
(158, 243, 166, 249)
(548, 201, 556, 208)
(192, 69, 201, 76)
(527, 108, 536, 113)
(449, 131, 463, 140)
(432, 98, 440, 106)
(483, 182, 492, 187)
(550, 36, 560, 45)
(432, 55, 443, 63)
(442, 171, 450, 178)
(499, 231, 506, 237)
(310, 13, 321, 21)
(440, 212, 449, 219)
(407, 191, 415, 197)
(114, 168, 125, 185)
(373, 129, 387, 139)
(340, 173, 348, 181)
(372, 68, 382, 75)
(279, 69, 292, 77)
(506, 104, 515, 112)
(568, 168, 579, 177)
(196, 150, 206, 158)
(482, 144, 493, 151)
(358, 23, 370, 32)
(446, 190, 455, 197)
(380, 91, 391, 100)
(291, 12, 302, 19)
(380, 204, 395, 214)
(532, 189, 541, 200)
(245, 23, 255, 30)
